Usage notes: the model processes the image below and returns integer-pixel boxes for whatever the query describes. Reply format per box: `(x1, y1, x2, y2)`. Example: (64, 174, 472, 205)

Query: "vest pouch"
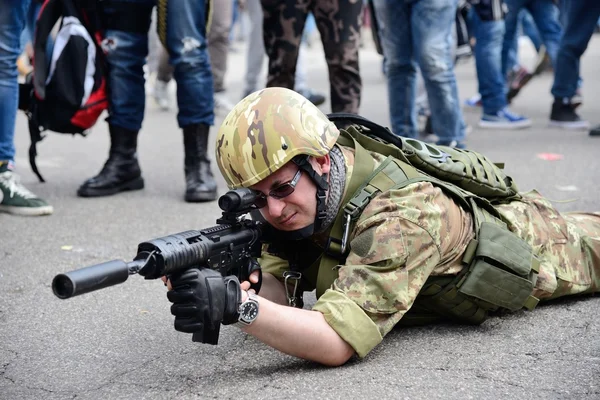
(475, 222, 534, 276)
(458, 258, 535, 311)
(458, 222, 539, 312)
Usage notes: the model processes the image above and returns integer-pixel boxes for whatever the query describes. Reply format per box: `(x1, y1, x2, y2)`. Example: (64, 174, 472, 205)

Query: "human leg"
(550, 212, 600, 298)
(521, 8, 553, 76)
(372, 0, 417, 138)
(469, 10, 506, 116)
(550, 0, 600, 99)
(495, 193, 600, 301)
(412, 0, 465, 145)
(527, 0, 561, 67)
(469, 6, 530, 129)
(243, 0, 264, 96)
(16, 0, 42, 76)
(208, 0, 235, 114)
(501, 0, 538, 103)
(501, 0, 526, 77)
(0, 0, 52, 216)
(549, 0, 600, 129)
(261, 0, 307, 91)
(536, 210, 600, 300)
(313, 0, 363, 113)
(208, 0, 233, 93)
(77, 1, 153, 197)
(0, 0, 29, 163)
(520, 9, 542, 52)
(165, 0, 217, 202)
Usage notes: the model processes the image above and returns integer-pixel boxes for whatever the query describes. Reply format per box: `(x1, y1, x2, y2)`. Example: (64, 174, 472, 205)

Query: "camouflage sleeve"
(313, 183, 451, 358)
(257, 244, 289, 281)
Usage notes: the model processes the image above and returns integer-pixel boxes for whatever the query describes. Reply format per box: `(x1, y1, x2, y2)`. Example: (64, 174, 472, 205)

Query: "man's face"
(251, 156, 330, 231)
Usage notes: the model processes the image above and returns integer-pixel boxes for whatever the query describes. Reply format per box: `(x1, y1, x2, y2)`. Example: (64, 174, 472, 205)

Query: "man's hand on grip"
(166, 269, 242, 338)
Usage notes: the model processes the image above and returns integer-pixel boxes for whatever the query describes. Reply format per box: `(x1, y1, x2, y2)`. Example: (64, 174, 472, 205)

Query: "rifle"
(51, 188, 266, 343)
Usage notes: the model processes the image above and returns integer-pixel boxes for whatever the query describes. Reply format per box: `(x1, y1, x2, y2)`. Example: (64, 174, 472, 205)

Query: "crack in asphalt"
(0, 348, 18, 383)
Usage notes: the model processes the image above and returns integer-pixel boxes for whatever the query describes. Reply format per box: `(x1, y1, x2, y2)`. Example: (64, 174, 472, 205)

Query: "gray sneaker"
(0, 165, 53, 216)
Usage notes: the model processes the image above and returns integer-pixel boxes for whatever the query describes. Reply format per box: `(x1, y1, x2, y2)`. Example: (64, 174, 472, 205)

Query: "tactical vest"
(312, 127, 540, 325)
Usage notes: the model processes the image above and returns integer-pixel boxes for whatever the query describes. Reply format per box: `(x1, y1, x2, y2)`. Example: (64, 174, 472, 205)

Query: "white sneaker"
(214, 92, 235, 116)
(153, 79, 171, 111)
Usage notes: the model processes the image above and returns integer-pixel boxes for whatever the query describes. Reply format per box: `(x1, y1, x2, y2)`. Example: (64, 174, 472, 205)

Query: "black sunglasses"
(253, 169, 303, 209)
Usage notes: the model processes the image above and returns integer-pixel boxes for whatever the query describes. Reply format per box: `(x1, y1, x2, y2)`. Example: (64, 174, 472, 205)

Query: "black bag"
(19, 0, 108, 182)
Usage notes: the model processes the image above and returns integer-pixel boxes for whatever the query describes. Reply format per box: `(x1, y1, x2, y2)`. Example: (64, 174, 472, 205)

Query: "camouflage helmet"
(215, 87, 339, 189)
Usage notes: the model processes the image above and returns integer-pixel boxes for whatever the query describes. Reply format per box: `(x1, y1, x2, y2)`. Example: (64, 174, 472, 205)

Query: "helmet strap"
(293, 156, 329, 232)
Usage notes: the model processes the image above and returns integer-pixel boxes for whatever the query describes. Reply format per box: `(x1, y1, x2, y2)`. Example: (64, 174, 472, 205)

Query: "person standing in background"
(261, 0, 363, 113)
(242, 0, 325, 105)
(469, 0, 531, 129)
(500, 0, 562, 107)
(549, 0, 600, 131)
(0, 0, 53, 216)
(373, 0, 466, 148)
(78, 0, 218, 203)
(207, 0, 236, 113)
(148, 1, 236, 115)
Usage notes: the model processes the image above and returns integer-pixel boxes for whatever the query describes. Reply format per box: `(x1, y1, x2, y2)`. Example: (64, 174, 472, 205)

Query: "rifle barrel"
(52, 259, 143, 299)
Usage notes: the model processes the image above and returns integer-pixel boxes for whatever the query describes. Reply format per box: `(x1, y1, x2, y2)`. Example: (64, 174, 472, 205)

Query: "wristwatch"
(236, 292, 259, 327)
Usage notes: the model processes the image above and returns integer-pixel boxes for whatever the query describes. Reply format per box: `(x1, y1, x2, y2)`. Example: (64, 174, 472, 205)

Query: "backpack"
(326, 113, 520, 202)
(19, 0, 107, 182)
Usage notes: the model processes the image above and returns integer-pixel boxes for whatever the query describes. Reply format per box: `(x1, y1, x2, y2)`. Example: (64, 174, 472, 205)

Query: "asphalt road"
(1, 33, 599, 400)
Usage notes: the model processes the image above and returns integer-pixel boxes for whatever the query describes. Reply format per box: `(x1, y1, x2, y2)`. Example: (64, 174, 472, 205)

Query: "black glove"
(167, 268, 241, 344)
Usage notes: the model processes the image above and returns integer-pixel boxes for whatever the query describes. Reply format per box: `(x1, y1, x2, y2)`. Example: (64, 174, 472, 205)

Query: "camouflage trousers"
(495, 191, 600, 301)
(260, 0, 364, 113)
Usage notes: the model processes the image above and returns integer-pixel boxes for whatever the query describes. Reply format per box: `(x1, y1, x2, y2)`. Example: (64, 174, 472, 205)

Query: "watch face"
(240, 301, 259, 322)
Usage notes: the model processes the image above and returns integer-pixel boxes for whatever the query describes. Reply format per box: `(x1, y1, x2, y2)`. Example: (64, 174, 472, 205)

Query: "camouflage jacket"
(259, 145, 600, 358)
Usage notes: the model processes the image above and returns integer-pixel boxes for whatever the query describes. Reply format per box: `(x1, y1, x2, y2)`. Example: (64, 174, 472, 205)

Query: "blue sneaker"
(479, 107, 532, 129)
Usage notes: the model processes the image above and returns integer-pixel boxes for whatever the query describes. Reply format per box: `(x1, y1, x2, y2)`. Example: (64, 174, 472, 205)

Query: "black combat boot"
(77, 125, 144, 197)
(183, 123, 218, 202)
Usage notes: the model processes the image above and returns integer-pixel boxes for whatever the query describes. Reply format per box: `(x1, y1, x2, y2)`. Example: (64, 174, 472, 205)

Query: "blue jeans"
(104, 0, 213, 131)
(551, 0, 600, 99)
(373, 0, 464, 142)
(468, 8, 506, 115)
(501, 0, 562, 77)
(19, 1, 41, 50)
(0, 0, 31, 162)
(505, 9, 544, 71)
(521, 10, 542, 52)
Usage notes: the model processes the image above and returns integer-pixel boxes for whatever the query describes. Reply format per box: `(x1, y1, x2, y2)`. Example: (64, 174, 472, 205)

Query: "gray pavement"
(1, 33, 599, 400)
